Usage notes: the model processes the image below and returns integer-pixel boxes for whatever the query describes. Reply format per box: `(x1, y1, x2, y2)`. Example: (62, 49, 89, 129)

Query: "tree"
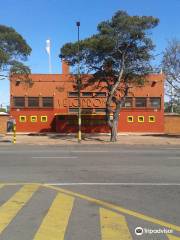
(0, 25, 31, 78)
(162, 39, 180, 113)
(0, 107, 6, 113)
(164, 88, 180, 114)
(60, 11, 159, 141)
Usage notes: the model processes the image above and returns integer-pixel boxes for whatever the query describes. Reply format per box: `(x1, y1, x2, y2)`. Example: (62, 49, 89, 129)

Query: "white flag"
(45, 39, 51, 55)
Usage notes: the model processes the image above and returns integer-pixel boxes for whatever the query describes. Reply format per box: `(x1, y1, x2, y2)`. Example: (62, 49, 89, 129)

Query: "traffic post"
(12, 119, 16, 144)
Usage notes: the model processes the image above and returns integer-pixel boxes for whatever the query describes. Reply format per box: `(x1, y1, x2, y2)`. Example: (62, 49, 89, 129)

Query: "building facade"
(10, 62, 165, 133)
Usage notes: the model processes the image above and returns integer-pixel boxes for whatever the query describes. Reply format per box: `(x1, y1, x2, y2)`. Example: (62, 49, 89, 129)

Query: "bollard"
(13, 124, 16, 144)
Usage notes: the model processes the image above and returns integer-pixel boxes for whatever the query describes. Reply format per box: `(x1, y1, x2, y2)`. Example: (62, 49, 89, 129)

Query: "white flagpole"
(45, 39, 52, 74)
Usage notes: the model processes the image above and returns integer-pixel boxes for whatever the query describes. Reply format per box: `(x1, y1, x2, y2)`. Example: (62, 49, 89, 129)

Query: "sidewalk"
(0, 133, 180, 145)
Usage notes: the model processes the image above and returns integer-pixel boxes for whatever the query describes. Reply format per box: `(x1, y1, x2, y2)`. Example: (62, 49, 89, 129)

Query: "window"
(19, 116, 26, 122)
(69, 108, 94, 114)
(127, 116, 133, 122)
(135, 98, 147, 107)
(41, 116, 48, 122)
(68, 92, 78, 97)
(30, 116, 37, 122)
(138, 116, 144, 122)
(95, 92, 106, 97)
(57, 116, 66, 121)
(123, 98, 133, 108)
(150, 97, 161, 108)
(81, 108, 93, 114)
(67, 115, 77, 125)
(149, 116, 155, 122)
(82, 92, 93, 97)
(69, 108, 78, 113)
(82, 116, 106, 126)
(95, 108, 106, 113)
(13, 97, 25, 107)
(28, 97, 39, 107)
(42, 97, 53, 107)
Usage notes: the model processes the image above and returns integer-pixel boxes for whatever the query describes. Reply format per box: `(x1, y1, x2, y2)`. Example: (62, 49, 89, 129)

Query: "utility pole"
(76, 21, 81, 143)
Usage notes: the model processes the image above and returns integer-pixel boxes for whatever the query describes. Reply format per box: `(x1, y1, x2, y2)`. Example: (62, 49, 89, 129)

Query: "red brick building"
(10, 61, 164, 133)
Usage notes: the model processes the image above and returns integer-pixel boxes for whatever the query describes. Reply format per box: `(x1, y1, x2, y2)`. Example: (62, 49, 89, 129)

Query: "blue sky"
(0, 0, 180, 106)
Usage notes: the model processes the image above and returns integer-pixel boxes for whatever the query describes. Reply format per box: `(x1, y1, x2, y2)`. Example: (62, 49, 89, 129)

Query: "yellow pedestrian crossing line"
(0, 183, 179, 240)
(167, 235, 180, 240)
(34, 193, 74, 240)
(0, 184, 39, 234)
(44, 184, 180, 232)
(100, 208, 132, 240)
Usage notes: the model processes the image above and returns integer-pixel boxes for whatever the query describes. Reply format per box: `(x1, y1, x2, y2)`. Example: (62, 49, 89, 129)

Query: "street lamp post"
(76, 21, 81, 143)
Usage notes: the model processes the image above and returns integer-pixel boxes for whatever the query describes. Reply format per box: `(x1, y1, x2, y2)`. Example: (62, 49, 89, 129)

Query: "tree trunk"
(110, 106, 120, 142)
(110, 120, 118, 142)
(109, 95, 127, 142)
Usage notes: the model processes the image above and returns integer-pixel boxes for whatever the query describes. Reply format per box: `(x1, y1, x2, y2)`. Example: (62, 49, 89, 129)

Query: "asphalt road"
(0, 144, 179, 240)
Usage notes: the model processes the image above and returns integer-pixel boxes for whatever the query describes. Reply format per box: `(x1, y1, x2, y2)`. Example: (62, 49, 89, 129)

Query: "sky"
(0, 0, 180, 106)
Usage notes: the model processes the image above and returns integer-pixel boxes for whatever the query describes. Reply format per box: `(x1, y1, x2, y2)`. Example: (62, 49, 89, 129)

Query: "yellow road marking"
(167, 235, 180, 240)
(0, 183, 40, 186)
(100, 208, 132, 240)
(34, 193, 74, 240)
(43, 185, 180, 232)
(0, 184, 39, 234)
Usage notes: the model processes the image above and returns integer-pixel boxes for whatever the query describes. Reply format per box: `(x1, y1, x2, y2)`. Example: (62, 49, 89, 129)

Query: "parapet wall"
(164, 114, 180, 134)
(0, 115, 9, 134)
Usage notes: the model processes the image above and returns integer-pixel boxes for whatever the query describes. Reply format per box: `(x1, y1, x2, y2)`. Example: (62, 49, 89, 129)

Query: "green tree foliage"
(0, 25, 31, 76)
(60, 11, 159, 141)
(0, 108, 6, 113)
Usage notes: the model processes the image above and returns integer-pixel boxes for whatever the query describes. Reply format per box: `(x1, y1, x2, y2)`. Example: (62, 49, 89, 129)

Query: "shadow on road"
(27, 133, 110, 143)
(143, 134, 180, 138)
